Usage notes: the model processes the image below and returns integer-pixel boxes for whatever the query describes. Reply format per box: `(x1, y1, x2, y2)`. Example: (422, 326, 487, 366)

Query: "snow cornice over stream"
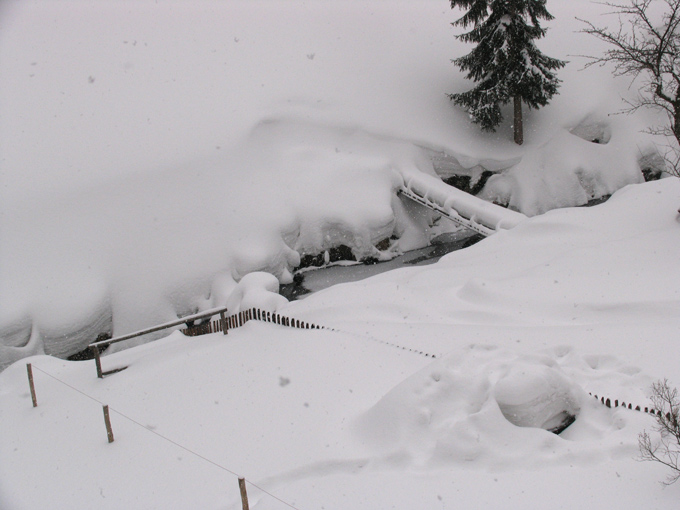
(1, 2, 679, 506)
(0, 1, 667, 363)
(1, 178, 679, 509)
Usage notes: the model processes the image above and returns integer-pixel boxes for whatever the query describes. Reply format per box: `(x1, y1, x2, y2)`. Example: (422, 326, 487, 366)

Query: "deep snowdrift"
(0, 1, 672, 363)
(1, 179, 678, 509)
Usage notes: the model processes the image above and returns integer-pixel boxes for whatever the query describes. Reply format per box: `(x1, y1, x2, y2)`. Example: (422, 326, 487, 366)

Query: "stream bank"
(280, 231, 484, 301)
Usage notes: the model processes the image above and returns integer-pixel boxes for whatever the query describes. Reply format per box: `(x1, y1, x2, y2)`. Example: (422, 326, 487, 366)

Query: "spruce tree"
(449, 0, 566, 144)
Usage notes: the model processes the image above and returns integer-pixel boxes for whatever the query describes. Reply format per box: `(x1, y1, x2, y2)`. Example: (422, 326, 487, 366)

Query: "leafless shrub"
(579, 0, 680, 176)
(638, 379, 680, 484)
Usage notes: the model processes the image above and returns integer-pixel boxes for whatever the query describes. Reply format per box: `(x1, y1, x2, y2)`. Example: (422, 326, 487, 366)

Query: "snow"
(2, 179, 679, 509)
(1, 0, 680, 508)
(400, 165, 527, 230)
(226, 271, 288, 315)
(0, 0, 667, 356)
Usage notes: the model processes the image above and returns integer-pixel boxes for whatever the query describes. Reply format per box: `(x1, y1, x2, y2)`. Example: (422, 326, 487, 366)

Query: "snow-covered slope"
(0, 1, 670, 363)
(1, 178, 678, 509)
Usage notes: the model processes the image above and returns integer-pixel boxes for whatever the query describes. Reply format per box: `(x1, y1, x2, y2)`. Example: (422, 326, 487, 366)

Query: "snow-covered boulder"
(494, 362, 581, 434)
(353, 346, 600, 468)
(225, 271, 289, 314)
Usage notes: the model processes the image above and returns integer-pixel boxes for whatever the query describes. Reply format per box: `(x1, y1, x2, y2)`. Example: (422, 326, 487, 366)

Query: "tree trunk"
(514, 95, 523, 145)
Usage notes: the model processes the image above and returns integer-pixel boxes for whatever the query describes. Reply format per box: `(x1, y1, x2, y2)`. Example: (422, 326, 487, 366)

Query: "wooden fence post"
(220, 311, 228, 335)
(102, 405, 114, 443)
(26, 363, 38, 407)
(238, 477, 249, 510)
(91, 345, 103, 379)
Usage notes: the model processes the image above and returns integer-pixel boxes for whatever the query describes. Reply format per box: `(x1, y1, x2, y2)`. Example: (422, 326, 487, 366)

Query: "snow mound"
(225, 271, 289, 314)
(0, 0, 674, 370)
(354, 345, 648, 469)
(495, 362, 580, 433)
(243, 118, 435, 261)
(480, 119, 648, 216)
(569, 116, 612, 144)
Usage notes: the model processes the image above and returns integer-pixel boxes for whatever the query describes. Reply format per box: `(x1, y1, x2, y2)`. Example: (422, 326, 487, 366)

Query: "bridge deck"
(398, 168, 526, 236)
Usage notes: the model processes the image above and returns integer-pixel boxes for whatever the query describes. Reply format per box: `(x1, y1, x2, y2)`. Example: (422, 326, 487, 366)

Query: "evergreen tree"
(449, 0, 566, 144)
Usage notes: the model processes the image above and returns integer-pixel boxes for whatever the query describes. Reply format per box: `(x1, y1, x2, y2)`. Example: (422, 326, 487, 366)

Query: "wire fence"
(28, 363, 303, 510)
(183, 307, 438, 359)
(588, 392, 670, 420)
(22, 305, 663, 508)
(88, 306, 438, 380)
(22, 306, 445, 508)
(187, 310, 669, 419)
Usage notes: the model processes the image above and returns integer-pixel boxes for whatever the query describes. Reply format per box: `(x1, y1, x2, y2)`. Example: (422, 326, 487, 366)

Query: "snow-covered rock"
(495, 362, 581, 433)
(225, 271, 289, 314)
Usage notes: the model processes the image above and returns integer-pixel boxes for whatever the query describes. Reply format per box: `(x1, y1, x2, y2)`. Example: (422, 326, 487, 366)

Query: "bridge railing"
(88, 306, 229, 378)
(399, 168, 527, 234)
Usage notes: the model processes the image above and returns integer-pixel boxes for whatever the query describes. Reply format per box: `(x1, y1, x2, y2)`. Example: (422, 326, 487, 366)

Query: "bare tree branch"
(579, 0, 680, 176)
(639, 379, 680, 485)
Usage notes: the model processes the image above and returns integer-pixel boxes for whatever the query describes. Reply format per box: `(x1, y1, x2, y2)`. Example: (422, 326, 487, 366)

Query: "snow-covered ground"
(0, 0, 667, 363)
(1, 1, 680, 508)
(2, 178, 678, 509)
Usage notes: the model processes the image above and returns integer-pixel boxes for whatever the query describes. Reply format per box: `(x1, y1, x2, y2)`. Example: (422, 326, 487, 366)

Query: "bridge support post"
(91, 345, 103, 379)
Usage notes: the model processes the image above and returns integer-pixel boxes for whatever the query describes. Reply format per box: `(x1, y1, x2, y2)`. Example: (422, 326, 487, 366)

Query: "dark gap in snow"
(442, 170, 495, 196)
(547, 412, 577, 435)
(67, 333, 110, 361)
(582, 195, 611, 207)
(422, 146, 517, 199)
(297, 244, 356, 270)
(280, 232, 481, 301)
(569, 120, 611, 145)
(642, 168, 663, 181)
(638, 152, 666, 182)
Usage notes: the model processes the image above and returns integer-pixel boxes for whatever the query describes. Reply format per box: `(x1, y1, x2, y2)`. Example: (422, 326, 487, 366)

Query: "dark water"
(280, 232, 483, 301)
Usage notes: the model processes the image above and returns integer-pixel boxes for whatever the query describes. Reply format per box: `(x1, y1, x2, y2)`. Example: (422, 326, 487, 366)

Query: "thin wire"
(30, 365, 303, 510)
(247, 312, 438, 359)
(247, 479, 304, 510)
(32, 366, 104, 405)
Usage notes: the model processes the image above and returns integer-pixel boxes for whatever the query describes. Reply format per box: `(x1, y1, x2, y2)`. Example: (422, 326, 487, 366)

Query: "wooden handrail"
(89, 306, 229, 349)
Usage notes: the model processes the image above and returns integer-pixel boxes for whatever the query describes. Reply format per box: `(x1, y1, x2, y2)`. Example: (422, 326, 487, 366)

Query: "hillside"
(1, 1, 679, 508)
(0, 0, 667, 365)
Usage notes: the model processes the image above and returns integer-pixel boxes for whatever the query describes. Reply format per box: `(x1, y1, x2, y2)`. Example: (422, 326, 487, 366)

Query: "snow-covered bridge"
(398, 169, 527, 236)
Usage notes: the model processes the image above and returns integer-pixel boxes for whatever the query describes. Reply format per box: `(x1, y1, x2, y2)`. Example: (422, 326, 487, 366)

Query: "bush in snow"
(639, 379, 680, 484)
(580, 0, 680, 176)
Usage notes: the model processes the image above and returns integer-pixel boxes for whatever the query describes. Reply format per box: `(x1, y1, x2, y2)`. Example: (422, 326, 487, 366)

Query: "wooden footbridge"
(398, 168, 526, 236)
